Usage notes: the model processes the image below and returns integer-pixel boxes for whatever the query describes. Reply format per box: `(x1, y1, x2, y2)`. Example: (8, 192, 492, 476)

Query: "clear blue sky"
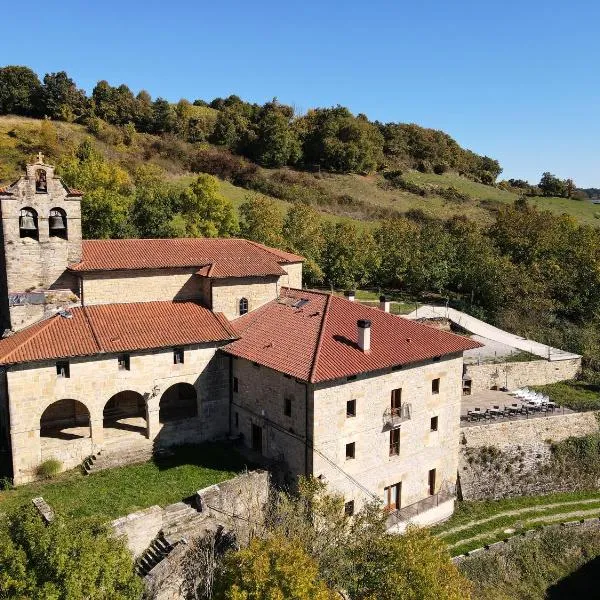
(3, 0, 599, 186)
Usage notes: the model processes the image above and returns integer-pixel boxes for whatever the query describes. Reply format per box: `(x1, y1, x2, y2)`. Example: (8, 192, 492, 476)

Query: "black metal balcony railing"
(386, 490, 455, 527)
(383, 404, 411, 428)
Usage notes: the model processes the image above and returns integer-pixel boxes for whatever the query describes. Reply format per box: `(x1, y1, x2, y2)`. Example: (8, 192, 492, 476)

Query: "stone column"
(90, 417, 104, 446)
(147, 408, 160, 441)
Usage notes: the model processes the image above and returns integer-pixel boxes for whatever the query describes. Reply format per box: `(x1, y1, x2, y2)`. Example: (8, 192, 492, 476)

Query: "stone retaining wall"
(464, 358, 581, 393)
(459, 412, 598, 500)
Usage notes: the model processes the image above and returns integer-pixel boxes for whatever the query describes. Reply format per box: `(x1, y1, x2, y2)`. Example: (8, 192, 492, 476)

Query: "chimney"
(357, 319, 371, 352)
(379, 295, 390, 313)
(344, 290, 356, 302)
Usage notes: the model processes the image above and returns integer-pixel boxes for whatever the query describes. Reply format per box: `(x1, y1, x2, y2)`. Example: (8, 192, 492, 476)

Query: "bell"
(49, 215, 65, 230)
(19, 216, 37, 230)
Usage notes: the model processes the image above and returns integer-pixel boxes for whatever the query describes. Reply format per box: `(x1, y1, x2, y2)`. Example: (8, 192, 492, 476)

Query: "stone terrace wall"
(465, 358, 581, 393)
(459, 412, 598, 500)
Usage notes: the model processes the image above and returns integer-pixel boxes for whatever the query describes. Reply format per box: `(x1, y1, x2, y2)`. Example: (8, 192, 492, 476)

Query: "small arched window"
(239, 297, 249, 316)
(35, 169, 47, 193)
(49, 207, 68, 239)
(19, 207, 38, 240)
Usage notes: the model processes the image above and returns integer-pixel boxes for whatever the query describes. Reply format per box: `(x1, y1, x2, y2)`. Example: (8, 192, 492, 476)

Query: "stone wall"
(6, 343, 230, 484)
(313, 354, 464, 512)
(212, 276, 279, 320)
(459, 411, 599, 499)
(280, 262, 303, 290)
(81, 268, 203, 306)
(231, 357, 310, 477)
(112, 505, 165, 558)
(465, 358, 581, 393)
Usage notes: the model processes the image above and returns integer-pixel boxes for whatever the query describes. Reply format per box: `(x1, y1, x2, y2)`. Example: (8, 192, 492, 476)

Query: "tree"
(538, 172, 567, 197)
(320, 221, 378, 289)
(375, 218, 420, 288)
(151, 98, 176, 134)
(40, 71, 88, 121)
(251, 101, 301, 167)
(0, 504, 141, 599)
(0, 66, 42, 116)
(178, 174, 239, 238)
(283, 202, 324, 283)
(239, 195, 285, 247)
(59, 140, 134, 238)
(214, 535, 337, 600)
(349, 527, 471, 600)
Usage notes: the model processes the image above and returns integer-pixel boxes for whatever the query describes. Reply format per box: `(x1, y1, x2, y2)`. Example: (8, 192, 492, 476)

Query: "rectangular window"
(233, 377, 239, 393)
(389, 428, 400, 456)
(430, 416, 439, 432)
(384, 482, 401, 511)
(346, 399, 356, 417)
(56, 361, 70, 378)
(432, 378, 440, 394)
(391, 388, 402, 415)
(173, 348, 184, 365)
(344, 500, 355, 517)
(345, 442, 355, 460)
(117, 354, 130, 371)
(284, 397, 292, 417)
(235, 412, 239, 428)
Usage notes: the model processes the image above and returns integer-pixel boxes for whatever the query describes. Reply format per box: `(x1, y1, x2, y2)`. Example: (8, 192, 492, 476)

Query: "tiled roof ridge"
(213, 311, 238, 339)
(308, 293, 332, 383)
(245, 240, 303, 263)
(0, 313, 61, 363)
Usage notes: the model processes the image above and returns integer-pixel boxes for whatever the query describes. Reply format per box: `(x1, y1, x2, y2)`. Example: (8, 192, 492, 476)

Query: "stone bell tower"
(0, 154, 83, 332)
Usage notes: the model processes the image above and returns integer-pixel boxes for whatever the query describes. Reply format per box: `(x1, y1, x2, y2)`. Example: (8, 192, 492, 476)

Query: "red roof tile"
(69, 239, 303, 277)
(0, 301, 236, 366)
(224, 290, 482, 383)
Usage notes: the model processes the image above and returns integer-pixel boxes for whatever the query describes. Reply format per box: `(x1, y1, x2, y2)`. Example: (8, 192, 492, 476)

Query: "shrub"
(0, 476, 13, 490)
(433, 162, 448, 175)
(36, 458, 62, 479)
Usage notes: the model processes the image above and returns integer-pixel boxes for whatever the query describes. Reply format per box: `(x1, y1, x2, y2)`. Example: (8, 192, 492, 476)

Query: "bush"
(433, 162, 448, 174)
(0, 476, 13, 490)
(36, 458, 62, 479)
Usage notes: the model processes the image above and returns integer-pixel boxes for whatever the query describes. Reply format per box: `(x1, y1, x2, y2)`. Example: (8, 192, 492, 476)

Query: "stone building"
(0, 157, 480, 528)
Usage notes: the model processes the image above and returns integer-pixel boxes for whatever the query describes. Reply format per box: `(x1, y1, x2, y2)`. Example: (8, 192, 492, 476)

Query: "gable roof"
(223, 289, 482, 383)
(0, 301, 236, 366)
(68, 239, 303, 277)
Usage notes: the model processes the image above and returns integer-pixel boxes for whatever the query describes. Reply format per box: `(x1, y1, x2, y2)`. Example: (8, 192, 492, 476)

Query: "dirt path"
(438, 497, 600, 537)
(448, 506, 600, 550)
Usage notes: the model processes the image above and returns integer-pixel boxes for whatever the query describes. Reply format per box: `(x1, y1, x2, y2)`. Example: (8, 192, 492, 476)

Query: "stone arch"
(19, 207, 38, 240)
(49, 207, 68, 239)
(103, 390, 147, 437)
(40, 399, 90, 440)
(159, 382, 197, 423)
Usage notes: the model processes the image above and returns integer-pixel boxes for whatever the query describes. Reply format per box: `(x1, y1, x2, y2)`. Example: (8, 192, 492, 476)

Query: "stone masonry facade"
(232, 352, 463, 514)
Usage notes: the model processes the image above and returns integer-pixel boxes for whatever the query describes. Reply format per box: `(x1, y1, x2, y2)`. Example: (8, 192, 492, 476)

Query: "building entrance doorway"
(251, 424, 263, 454)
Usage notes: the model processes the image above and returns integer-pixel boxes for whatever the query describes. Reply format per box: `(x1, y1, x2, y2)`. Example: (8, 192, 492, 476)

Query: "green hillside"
(1, 115, 597, 228)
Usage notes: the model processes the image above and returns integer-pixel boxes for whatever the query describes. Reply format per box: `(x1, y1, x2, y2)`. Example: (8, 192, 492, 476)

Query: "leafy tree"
(251, 101, 301, 167)
(215, 535, 337, 600)
(133, 90, 154, 132)
(0, 65, 42, 116)
(40, 71, 88, 121)
(283, 202, 324, 283)
(59, 140, 134, 238)
(375, 217, 420, 288)
(0, 504, 141, 599)
(299, 107, 384, 173)
(178, 174, 239, 237)
(320, 221, 378, 289)
(349, 527, 471, 600)
(151, 97, 176, 134)
(239, 195, 285, 247)
(538, 172, 567, 197)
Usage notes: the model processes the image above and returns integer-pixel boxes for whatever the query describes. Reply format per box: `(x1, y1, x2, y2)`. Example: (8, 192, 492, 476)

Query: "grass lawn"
(530, 380, 600, 411)
(0, 443, 250, 522)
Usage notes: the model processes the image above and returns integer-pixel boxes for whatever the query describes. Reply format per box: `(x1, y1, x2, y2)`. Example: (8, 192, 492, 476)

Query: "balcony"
(383, 404, 411, 428)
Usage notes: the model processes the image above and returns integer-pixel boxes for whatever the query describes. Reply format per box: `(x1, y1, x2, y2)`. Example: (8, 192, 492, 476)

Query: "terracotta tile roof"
(223, 290, 482, 383)
(0, 301, 236, 366)
(66, 187, 83, 197)
(69, 239, 303, 277)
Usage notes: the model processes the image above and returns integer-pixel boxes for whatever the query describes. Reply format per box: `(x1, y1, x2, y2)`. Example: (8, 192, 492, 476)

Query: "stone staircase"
(83, 441, 154, 474)
(136, 500, 214, 577)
